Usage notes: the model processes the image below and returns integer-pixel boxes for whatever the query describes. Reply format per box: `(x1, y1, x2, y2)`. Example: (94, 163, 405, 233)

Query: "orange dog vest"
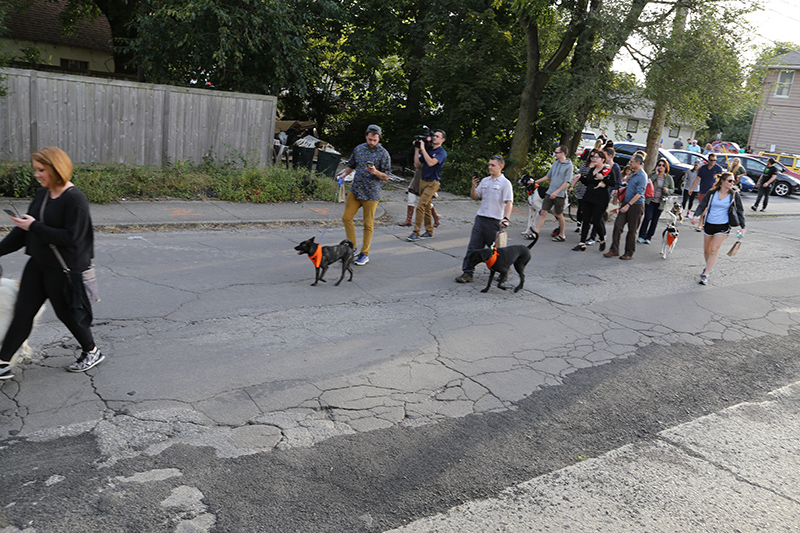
(309, 245, 323, 267)
(485, 248, 498, 269)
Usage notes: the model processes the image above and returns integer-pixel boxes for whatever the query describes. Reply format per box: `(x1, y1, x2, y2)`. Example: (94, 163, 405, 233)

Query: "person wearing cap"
(687, 139, 701, 153)
(406, 129, 447, 242)
(339, 125, 392, 266)
(0, 147, 104, 380)
(604, 152, 647, 260)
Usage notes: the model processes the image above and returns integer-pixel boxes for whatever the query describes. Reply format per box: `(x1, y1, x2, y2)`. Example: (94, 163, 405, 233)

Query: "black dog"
(464, 234, 538, 293)
(294, 237, 355, 286)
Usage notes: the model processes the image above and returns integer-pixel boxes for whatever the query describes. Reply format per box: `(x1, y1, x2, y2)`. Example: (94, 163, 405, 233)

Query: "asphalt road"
(2, 208, 800, 532)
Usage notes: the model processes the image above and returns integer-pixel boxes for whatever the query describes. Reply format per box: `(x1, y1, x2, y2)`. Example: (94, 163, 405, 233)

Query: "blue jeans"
(638, 202, 663, 240)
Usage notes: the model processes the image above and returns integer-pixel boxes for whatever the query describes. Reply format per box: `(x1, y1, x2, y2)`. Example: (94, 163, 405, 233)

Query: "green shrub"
(0, 163, 38, 197)
(0, 161, 338, 204)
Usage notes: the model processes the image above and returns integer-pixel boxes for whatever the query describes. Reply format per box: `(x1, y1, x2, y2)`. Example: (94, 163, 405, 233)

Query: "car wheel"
(773, 182, 790, 197)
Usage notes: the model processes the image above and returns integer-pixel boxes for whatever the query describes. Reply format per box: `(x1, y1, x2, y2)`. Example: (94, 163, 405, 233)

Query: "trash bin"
(316, 151, 341, 178)
(292, 146, 315, 170)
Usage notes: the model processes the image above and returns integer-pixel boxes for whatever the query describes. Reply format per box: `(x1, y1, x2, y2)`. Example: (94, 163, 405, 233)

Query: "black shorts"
(703, 222, 730, 236)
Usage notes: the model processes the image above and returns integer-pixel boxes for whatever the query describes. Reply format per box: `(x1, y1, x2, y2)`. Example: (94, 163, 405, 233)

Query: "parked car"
(758, 152, 800, 173)
(711, 141, 740, 154)
(669, 149, 708, 166)
(677, 152, 754, 192)
(716, 155, 800, 197)
(612, 142, 691, 191)
(748, 154, 800, 181)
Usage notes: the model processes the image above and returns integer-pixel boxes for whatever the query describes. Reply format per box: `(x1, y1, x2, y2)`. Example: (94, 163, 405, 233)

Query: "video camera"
(413, 126, 434, 151)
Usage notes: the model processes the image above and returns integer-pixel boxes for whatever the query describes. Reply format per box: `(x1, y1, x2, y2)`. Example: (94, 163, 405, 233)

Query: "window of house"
(668, 126, 680, 138)
(60, 59, 89, 72)
(626, 119, 639, 133)
(775, 70, 794, 98)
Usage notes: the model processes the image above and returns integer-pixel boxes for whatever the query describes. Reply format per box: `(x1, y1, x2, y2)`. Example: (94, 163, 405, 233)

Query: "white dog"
(0, 271, 45, 366)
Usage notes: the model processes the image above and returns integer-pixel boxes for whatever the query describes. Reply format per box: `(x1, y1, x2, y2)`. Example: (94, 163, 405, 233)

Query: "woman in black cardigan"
(0, 147, 103, 380)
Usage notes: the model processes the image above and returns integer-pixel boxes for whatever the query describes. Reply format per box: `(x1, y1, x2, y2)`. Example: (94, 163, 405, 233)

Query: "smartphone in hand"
(3, 207, 19, 218)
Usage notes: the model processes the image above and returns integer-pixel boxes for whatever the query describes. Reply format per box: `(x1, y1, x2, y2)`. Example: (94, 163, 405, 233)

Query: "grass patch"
(0, 162, 339, 204)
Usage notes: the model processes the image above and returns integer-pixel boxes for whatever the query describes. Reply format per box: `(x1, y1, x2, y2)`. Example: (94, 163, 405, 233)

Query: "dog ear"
(310, 237, 315, 243)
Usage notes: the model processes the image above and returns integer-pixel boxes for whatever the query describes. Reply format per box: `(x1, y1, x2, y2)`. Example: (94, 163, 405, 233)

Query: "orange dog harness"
(309, 244, 323, 267)
(485, 248, 498, 269)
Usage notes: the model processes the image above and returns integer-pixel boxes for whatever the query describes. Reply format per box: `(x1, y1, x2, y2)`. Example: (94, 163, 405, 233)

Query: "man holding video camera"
(406, 129, 447, 242)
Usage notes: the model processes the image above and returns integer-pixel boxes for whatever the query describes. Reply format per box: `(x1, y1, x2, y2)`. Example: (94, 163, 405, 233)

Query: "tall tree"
(630, 0, 750, 173)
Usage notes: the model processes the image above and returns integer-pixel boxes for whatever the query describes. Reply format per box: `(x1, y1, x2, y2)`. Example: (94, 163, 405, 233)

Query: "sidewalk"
(3, 187, 798, 232)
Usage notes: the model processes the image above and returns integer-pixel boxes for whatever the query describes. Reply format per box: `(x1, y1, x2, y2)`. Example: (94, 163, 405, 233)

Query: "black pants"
(580, 201, 607, 243)
(753, 184, 771, 209)
(682, 190, 697, 211)
(0, 258, 94, 362)
(462, 215, 501, 274)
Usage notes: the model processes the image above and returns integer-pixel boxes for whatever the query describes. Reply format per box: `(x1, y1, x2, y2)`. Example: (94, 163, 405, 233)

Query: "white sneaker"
(68, 349, 105, 373)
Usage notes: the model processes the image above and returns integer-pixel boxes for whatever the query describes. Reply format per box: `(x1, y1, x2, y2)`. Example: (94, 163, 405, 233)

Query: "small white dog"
(0, 268, 45, 366)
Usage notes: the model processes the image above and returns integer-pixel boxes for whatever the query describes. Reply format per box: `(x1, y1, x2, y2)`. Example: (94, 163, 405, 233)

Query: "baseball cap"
(366, 124, 382, 135)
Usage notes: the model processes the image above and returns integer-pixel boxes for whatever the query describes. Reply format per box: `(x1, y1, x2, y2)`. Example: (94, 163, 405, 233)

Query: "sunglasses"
(725, 179, 735, 183)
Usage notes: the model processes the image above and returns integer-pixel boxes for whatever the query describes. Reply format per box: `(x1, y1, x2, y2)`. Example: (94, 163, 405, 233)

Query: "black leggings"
(682, 190, 698, 211)
(580, 201, 607, 243)
(0, 258, 94, 362)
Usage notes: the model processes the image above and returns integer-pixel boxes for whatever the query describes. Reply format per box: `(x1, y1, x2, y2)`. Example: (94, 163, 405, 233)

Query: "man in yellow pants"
(340, 125, 392, 265)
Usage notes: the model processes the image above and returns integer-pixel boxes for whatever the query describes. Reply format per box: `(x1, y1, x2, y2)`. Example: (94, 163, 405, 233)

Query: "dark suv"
(612, 142, 691, 191)
(715, 154, 800, 197)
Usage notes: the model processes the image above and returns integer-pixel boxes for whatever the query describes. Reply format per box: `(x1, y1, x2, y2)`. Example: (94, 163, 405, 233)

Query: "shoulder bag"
(40, 190, 100, 305)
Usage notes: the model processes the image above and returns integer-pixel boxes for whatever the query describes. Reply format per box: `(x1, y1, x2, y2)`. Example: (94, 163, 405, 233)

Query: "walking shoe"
(455, 273, 473, 283)
(620, 255, 633, 260)
(699, 274, 708, 285)
(751, 205, 757, 211)
(68, 349, 105, 373)
(636, 237, 645, 243)
(420, 232, 433, 239)
(354, 253, 369, 266)
(406, 233, 420, 242)
(644, 239, 651, 244)
(0, 363, 13, 380)
(761, 207, 766, 211)
(603, 252, 618, 258)
(586, 239, 596, 245)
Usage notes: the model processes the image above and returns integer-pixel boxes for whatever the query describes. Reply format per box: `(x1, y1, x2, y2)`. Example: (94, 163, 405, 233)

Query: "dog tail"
(340, 239, 355, 249)
(527, 233, 539, 249)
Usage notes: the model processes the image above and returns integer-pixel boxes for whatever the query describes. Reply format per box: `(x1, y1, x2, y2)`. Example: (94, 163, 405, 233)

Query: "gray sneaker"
(68, 349, 105, 373)
(0, 364, 13, 380)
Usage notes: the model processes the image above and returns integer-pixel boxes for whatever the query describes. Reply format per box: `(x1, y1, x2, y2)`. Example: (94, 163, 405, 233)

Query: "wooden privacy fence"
(0, 68, 277, 167)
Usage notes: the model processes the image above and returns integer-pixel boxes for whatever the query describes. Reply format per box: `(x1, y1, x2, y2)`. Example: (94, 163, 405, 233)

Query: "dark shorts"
(703, 222, 730, 236)
(541, 196, 565, 215)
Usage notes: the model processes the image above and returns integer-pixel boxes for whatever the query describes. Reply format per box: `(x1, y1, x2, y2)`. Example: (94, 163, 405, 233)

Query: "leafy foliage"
(0, 162, 338, 203)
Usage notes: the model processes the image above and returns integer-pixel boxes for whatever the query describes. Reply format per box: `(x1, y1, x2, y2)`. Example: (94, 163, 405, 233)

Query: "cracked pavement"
(2, 213, 800, 531)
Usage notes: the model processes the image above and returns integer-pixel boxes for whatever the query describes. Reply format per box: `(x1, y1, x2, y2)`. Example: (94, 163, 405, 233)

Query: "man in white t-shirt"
(455, 155, 514, 284)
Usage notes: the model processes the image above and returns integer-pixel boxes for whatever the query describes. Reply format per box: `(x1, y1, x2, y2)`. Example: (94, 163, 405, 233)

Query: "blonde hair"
(31, 147, 73, 186)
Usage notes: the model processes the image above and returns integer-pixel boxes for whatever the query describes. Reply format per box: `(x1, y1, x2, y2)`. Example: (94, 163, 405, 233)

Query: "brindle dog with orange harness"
(464, 233, 538, 293)
(294, 237, 355, 286)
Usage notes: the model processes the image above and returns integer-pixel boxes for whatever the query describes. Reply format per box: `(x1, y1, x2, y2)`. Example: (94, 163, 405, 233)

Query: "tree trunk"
(644, 101, 667, 174)
(507, 11, 584, 178)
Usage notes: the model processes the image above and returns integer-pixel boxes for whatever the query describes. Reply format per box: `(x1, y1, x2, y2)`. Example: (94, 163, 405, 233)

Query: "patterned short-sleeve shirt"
(347, 142, 392, 201)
